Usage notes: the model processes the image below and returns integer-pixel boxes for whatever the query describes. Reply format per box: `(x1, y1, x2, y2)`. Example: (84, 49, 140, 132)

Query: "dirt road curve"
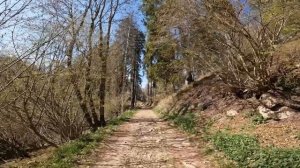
(81, 110, 212, 168)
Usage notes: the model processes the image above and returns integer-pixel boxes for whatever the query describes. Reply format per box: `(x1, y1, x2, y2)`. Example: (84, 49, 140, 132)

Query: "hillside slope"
(155, 74, 300, 167)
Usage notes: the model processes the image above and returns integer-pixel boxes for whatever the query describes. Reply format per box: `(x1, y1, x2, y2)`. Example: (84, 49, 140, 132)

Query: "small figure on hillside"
(185, 71, 194, 85)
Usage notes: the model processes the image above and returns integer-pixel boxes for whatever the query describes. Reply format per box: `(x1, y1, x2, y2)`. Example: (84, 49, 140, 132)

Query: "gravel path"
(80, 109, 213, 168)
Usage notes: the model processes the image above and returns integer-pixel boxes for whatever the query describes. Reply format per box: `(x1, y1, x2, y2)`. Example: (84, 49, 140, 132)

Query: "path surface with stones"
(79, 109, 213, 168)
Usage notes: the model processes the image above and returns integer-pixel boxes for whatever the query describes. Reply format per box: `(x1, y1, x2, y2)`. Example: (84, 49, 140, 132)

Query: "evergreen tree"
(113, 17, 145, 109)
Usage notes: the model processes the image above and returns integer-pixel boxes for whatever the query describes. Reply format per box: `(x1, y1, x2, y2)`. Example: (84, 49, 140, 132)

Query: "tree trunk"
(148, 80, 153, 106)
(86, 20, 99, 129)
(97, 0, 119, 126)
(130, 73, 136, 109)
(130, 53, 137, 109)
(73, 79, 96, 130)
(66, 40, 95, 129)
(121, 25, 131, 113)
(98, 56, 107, 127)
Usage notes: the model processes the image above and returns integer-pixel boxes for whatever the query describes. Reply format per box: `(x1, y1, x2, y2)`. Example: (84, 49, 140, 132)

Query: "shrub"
(165, 113, 197, 134)
(212, 132, 300, 168)
(251, 114, 267, 125)
(212, 132, 260, 167)
(296, 132, 300, 140)
(244, 111, 267, 125)
(252, 148, 300, 168)
(36, 110, 135, 168)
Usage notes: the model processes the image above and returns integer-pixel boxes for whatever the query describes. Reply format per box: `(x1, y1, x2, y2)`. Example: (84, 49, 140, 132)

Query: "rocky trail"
(78, 109, 213, 168)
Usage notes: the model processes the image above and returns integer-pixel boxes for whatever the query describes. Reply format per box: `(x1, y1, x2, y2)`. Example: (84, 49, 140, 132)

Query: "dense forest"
(0, 0, 300, 167)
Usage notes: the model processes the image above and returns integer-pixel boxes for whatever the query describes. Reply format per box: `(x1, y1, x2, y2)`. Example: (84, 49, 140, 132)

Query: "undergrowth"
(212, 132, 300, 168)
(245, 110, 268, 125)
(34, 110, 135, 168)
(297, 132, 300, 140)
(158, 109, 300, 168)
(163, 112, 197, 134)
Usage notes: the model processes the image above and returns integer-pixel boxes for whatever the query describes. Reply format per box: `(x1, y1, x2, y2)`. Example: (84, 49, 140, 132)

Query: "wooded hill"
(1, 0, 300, 166)
(145, 1, 300, 167)
(0, 0, 145, 162)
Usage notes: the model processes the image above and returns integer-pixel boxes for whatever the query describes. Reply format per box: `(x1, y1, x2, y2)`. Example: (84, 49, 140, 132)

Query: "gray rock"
(257, 106, 274, 119)
(260, 94, 278, 109)
(226, 110, 238, 117)
(257, 106, 295, 120)
(197, 103, 203, 110)
(188, 104, 196, 110)
(277, 107, 295, 120)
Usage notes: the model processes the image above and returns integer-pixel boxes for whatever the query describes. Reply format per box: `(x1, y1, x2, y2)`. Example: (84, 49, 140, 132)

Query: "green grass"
(251, 114, 267, 125)
(35, 110, 135, 168)
(212, 132, 300, 168)
(296, 132, 300, 140)
(156, 110, 300, 168)
(244, 110, 268, 125)
(163, 112, 197, 134)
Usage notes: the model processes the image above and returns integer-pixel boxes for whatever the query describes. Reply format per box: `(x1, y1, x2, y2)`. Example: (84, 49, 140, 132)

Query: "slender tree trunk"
(121, 25, 131, 113)
(98, 55, 107, 127)
(130, 53, 137, 109)
(64, 0, 94, 129)
(86, 19, 99, 129)
(66, 41, 94, 129)
(148, 80, 153, 106)
(98, 0, 119, 127)
(98, 22, 106, 127)
(85, 61, 99, 130)
(73, 76, 95, 128)
(120, 68, 126, 114)
(130, 70, 136, 109)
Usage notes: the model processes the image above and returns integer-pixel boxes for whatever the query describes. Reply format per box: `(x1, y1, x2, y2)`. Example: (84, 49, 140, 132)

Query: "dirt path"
(79, 110, 213, 168)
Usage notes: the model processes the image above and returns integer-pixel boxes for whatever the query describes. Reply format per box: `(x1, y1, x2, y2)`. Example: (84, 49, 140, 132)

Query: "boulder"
(197, 100, 212, 111)
(197, 103, 203, 109)
(260, 94, 278, 109)
(257, 106, 295, 120)
(226, 110, 238, 117)
(277, 107, 295, 120)
(188, 104, 196, 111)
(257, 106, 274, 119)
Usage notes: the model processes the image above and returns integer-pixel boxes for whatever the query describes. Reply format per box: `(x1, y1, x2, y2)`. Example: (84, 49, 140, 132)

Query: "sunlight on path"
(79, 110, 212, 168)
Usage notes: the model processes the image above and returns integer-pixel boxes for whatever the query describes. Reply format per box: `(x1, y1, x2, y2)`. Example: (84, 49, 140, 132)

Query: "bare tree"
(97, 0, 120, 127)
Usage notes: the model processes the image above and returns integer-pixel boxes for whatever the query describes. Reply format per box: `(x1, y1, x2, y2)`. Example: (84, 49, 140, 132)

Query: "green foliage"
(257, 0, 300, 36)
(212, 132, 260, 166)
(108, 110, 135, 126)
(296, 132, 300, 140)
(244, 111, 267, 125)
(251, 114, 267, 125)
(37, 110, 135, 168)
(38, 129, 107, 168)
(164, 113, 197, 134)
(142, 0, 187, 89)
(212, 132, 300, 168)
(252, 148, 300, 168)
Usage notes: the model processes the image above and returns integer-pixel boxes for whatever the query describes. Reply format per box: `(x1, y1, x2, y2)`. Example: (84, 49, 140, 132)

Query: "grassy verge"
(160, 111, 300, 168)
(163, 112, 197, 134)
(33, 110, 135, 168)
(212, 132, 300, 168)
(160, 111, 235, 167)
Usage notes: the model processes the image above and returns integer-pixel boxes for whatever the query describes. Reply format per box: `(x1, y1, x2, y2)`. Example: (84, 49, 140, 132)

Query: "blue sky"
(116, 0, 148, 88)
(128, 1, 148, 88)
(0, 0, 149, 88)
